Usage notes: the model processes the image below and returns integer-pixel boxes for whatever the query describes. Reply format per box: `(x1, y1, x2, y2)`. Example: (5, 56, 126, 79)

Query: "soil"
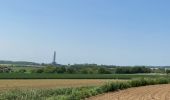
(88, 84, 170, 100)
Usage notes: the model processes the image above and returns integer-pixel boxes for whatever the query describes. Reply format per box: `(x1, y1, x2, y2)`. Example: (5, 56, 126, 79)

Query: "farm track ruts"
(88, 84, 170, 100)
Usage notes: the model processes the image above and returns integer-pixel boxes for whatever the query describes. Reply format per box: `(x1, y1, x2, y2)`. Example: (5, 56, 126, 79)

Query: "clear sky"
(0, 0, 170, 65)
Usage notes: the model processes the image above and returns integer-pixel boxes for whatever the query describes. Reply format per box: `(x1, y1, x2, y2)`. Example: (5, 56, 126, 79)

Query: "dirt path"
(88, 84, 170, 100)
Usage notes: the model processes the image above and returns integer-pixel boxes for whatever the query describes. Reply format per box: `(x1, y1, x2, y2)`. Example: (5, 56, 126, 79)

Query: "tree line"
(23, 64, 152, 74)
(0, 64, 152, 74)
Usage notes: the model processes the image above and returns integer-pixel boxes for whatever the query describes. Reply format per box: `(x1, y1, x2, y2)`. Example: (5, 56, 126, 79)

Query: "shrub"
(35, 69, 44, 73)
(130, 78, 148, 87)
(97, 68, 111, 74)
(99, 81, 131, 93)
(117, 82, 131, 90)
(0, 66, 12, 73)
(43, 66, 56, 73)
(166, 70, 170, 74)
(115, 67, 151, 74)
(18, 69, 26, 73)
(155, 77, 169, 84)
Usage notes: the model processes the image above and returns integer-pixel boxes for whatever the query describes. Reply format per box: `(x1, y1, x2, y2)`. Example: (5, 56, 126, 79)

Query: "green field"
(0, 73, 167, 79)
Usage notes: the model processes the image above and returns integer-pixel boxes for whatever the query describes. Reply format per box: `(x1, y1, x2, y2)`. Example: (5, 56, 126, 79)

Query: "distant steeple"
(52, 51, 57, 65)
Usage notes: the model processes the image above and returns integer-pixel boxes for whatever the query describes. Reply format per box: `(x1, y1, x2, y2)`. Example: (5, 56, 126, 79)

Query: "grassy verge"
(0, 78, 169, 100)
(0, 73, 167, 79)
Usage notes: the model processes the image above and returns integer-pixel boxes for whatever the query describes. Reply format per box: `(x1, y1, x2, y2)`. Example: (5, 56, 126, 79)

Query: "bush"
(117, 82, 131, 90)
(56, 67, 66, 73)
(100, 81, 131, 93)
(130, 78, 148, 87)
(115, 67, 151, 74)
(0, 66, 12, 73)
(18, 69, 26, 73)
(37, 69, 44, 73)
(43, 66, 56, 73)
(166, 70, 170, 74)
(97, 68, 111, 74)
(66, 68, 76, 74)
(155, 78, 169, 84)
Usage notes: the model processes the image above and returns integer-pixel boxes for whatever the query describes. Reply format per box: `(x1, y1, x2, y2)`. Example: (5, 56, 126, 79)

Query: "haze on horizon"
(0, 0, 170, 66)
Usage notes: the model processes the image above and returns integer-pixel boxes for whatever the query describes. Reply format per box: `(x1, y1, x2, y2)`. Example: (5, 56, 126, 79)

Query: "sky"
(0, 0, 170, 66)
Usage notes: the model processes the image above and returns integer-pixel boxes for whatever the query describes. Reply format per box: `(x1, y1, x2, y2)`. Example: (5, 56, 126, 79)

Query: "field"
(0, 72, 169, 100)
(88, 84, 170, 100)
(0, 78, 169, 100)
(0, 73, 166, 79)
(0, 79, 125, 90)
(0, 73, 169, 99)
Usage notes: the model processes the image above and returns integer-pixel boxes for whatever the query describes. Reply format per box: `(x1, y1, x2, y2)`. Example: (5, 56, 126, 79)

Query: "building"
(52, 51, 57, 65)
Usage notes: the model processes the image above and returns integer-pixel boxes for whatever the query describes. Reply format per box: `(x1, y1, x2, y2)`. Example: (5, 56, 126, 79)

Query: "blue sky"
(0, 0, 170, 65)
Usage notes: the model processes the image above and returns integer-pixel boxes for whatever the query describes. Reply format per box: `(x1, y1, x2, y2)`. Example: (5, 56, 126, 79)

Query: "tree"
(98, 68, 111, 74)
(56, 67, 66, 73)
(0, 66, 12, 73)
(115, 67, 151, 74)
(33, 68, 44, 73)
(43, 66, 56, 73)
(66, 67, 75, 74)
(166, 70, 170, 74)
(18, 69, 26, 73)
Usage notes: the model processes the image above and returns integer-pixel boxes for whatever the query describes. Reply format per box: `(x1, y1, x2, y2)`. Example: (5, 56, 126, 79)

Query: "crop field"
(0, 78, 169, 100)
(0, 73, 170, 99)
(0, 79, 125, 90)
(88, 84, 170, 100)
(0, 73, 167, 79)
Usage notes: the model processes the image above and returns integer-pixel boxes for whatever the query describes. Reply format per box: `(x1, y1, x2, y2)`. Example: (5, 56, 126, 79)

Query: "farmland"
(0, 73, 167, 79)
(1, 0, 169, 99)
(0, 79, 126, 90)
(88, 84, 170, 100)
(0, 78, 169, 100)
(0, 65, 169, 99)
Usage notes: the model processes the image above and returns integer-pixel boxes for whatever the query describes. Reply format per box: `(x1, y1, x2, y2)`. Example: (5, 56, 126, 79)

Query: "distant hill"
(0, 60, 40, 66)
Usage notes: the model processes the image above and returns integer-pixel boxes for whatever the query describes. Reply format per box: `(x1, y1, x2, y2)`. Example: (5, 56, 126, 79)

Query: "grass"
(0, 73, 167, 79)
(0, 78, 169, 100)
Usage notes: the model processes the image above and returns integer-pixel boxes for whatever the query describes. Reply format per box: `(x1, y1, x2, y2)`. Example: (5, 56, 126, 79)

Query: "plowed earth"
(88, 84, 170, 100)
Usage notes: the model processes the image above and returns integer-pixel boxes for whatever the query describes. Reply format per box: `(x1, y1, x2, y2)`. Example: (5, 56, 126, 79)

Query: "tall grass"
(0, 77, 169, 100)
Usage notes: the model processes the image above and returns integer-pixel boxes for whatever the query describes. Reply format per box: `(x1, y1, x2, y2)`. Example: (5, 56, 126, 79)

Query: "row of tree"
(29, 65, 151, 74)
(0, 64, 152, 74)
(30, 66, 111, 74)
(115, 67, 151, 74)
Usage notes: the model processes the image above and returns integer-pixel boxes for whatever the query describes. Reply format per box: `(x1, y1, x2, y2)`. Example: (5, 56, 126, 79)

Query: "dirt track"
(88, 84, 170, 100)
